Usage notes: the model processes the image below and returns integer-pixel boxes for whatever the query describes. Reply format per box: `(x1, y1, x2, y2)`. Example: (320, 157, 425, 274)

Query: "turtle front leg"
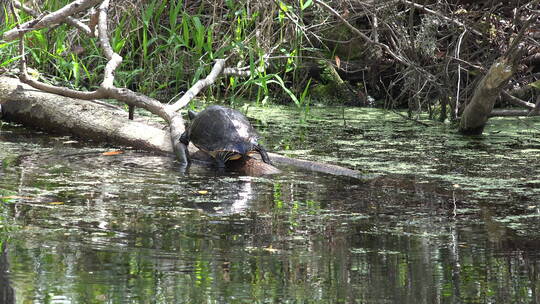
(214, 152, 230, 169)
(177, 132, 191, 165)
(255, 145, 272, 165)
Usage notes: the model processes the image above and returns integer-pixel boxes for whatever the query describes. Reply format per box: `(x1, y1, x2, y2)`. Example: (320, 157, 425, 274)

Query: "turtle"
(179, 105, 272, 168)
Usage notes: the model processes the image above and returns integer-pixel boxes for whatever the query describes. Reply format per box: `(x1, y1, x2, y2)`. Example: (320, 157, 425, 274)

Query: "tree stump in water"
(459, 57, 517, 135)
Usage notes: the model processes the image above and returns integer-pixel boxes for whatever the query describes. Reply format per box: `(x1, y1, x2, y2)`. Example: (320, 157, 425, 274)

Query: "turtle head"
(188, 110, 198, 120)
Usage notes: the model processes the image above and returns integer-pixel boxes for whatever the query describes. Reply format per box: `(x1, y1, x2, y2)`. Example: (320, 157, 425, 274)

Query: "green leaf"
(278, 1, 289, 12)
(169, 0, 183, 29)
(529, 80, 540, 89)
(192, 65, 205, 85)
(268, 74, 300, 106)
(182, 14, 191, 48)
(300, 0, 313, 10)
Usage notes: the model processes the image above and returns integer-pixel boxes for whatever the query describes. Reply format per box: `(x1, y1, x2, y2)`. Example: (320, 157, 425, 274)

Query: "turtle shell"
(185, 105, 270, 166)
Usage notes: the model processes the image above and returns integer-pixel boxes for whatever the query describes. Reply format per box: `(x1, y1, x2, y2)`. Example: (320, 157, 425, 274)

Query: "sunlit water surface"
(1, 106, 540, 303)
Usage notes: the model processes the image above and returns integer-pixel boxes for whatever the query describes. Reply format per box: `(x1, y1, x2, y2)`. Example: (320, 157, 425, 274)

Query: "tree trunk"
(459, 57, 517, 135)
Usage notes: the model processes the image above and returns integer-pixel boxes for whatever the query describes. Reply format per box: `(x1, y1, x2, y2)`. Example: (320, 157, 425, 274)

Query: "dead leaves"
(102, 150, 124, 156)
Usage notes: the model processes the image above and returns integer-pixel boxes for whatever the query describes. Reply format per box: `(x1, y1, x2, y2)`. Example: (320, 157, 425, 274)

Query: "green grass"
(1, 0, 320, 110)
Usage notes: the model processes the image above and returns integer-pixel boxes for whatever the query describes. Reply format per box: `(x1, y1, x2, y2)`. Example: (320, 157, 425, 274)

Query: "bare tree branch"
(3, 0, 102, 41)
(223, 68, 252, 77)
(501, 91, 536, 109)
(454, 29, 467, 118)
(313, 0, 411, 67)
(12, 0, 94, 36)
(400, 0, 483, 36)
(96, 0, 120, 88)
(168, 59, 228, 112)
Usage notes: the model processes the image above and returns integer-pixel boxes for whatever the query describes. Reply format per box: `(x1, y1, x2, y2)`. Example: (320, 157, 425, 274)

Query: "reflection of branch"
(3, 0, 102, 41)
(0, 241, 15, 304)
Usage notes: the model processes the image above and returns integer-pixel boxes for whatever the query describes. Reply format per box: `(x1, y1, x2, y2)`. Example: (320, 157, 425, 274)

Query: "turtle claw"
(215, 159, 226, 169)
(179, 132, 189, 145)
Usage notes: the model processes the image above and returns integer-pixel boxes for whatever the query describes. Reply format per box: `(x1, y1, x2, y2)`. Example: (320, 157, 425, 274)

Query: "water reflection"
(1, 108, 540, 303)
(213, 177, 254, 215)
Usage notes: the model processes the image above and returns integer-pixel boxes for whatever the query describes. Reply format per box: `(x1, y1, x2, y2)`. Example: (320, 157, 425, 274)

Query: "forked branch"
(8, 0, 261, 166)
(12, 0, 94, 36)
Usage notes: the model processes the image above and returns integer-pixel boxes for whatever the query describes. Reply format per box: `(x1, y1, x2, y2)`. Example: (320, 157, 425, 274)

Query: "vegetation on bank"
(1, 0, 538, 120)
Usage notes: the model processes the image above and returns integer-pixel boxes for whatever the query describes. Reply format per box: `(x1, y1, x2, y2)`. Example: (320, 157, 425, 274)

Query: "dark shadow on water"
(0, 241, 15, 304)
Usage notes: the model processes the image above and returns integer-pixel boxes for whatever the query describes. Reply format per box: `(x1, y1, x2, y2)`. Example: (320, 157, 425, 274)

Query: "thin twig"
(501, 91, 536, 109)
(313, 0, 411, 67)
(272, 0, 319, 47)
(392, 110, 430, 127)
(400, 0, 482, 36)
(504, 11, 539, 58)
(455, 29, 467, 118)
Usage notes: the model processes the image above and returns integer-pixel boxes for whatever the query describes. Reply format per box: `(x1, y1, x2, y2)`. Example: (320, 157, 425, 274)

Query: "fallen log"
(0, 76, 174, 154)
(0, 76, 362, 178)
(490, 109, 540, 117)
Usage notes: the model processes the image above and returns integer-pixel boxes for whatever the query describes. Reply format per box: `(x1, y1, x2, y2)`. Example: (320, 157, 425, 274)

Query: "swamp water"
(0, 106, 540, 303)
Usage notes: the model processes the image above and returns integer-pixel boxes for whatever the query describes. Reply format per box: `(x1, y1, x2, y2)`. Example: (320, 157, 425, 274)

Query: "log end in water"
(226, 157, 282, 176)
(190, 150, 281, 176)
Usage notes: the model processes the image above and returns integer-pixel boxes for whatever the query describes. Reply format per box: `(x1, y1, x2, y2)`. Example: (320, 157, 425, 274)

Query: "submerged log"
(0, 76, 362, 178)
(490, 109, 540, 117)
